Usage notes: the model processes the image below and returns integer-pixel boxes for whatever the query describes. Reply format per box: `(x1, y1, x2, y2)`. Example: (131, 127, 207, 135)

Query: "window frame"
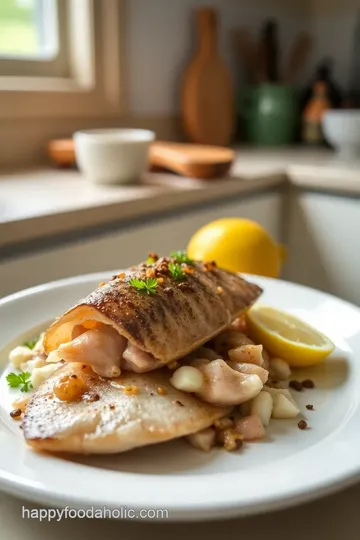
(0, 0, 70, 78)
(0, 0, 125, 119)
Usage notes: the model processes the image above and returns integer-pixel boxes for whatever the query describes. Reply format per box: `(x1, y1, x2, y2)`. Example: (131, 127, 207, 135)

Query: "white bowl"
(73, 128, 155, 184)
(322, 111, 360, 158)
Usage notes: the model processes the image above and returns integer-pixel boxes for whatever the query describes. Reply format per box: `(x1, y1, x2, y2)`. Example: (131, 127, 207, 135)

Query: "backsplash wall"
(125, 0, 360, 115)
(125, 0, 311, 115)
(309, 0, 358, 95)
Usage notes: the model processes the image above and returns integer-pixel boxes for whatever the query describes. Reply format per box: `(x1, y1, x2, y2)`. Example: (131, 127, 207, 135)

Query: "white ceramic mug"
(73, 128, 156, 184)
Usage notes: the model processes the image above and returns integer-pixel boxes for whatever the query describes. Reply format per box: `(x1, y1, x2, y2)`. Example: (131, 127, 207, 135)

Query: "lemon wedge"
(246, 305, 335, 367)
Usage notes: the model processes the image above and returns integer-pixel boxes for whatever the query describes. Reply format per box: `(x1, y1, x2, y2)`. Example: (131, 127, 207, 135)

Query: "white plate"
(0, 272, 360, 521)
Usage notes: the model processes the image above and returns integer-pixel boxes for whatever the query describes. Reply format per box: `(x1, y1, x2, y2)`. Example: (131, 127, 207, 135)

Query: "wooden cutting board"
(181, 7, 235, 146)
(47, 139, 235, 179)
(149, 141, 234, 179)
(47, 139, 76, 167)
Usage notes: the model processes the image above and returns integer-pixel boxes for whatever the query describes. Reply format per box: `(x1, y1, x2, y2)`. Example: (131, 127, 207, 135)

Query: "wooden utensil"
(283, 32, 313, 84)
(149, 141, 235, 179)
(256, 19, 278, 83)
(261, 19, 279, 82)
(233, 28, 259, 84)
(181, 7, 235, 146)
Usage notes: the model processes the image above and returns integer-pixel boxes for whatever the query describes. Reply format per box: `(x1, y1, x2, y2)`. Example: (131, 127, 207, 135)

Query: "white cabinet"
(284, 190, 360, 305)
(1, 191, 282, 297)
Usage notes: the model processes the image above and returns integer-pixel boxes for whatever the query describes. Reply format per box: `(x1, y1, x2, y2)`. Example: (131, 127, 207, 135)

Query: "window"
(0, 0, 69, 77)
(0, 0, 57, 58)
(0, 0, 125, 119)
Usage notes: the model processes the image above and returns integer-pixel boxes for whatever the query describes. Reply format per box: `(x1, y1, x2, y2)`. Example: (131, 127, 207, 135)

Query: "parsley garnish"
(170, 250, 194, 265)
(6, 371, 33, 393)
(168, 262, 186, 281)
(129, 277, 158, 295)
(23, 338, 38, 350)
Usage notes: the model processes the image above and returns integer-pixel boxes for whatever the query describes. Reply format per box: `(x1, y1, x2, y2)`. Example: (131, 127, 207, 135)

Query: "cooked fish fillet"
(44, 260, 262, 368)
(23, 363, 231, 454)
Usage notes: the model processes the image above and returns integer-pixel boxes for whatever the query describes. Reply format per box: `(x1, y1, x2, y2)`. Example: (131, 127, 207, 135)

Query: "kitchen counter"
(1, 147, 360, 251)
(0, 165, 283, 250)
(231, 147, 360, 192)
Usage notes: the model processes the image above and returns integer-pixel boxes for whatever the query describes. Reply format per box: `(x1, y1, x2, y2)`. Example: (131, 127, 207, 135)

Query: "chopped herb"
(6, 371, 33, 393)
(146, 252, 159, 264)
(170, 250, 194, 265)
(129, 277, 158, 295)
(169, 262, 186, 281)
(23, 338, 38, 350)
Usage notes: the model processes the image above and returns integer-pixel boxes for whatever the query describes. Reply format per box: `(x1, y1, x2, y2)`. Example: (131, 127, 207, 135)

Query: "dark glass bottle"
(301, 59, 343, 112)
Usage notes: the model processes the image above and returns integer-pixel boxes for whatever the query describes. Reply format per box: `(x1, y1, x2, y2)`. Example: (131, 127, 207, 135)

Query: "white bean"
(186, 427, 216, 452)
(270, 357, 291, 381)
(31, 363, 62, 390)
(33, 333, 45, 354)
(262, 385, 298, 407)
(250, 391, 273, 426)
(21, 355, 46, 373)
(9, 346, 34, 369)
(170, 366, 204, 393)
(272, 394, 300, 419)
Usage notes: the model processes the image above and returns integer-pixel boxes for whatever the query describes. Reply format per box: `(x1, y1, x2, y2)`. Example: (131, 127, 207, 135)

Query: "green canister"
(240, 84, 298, 145)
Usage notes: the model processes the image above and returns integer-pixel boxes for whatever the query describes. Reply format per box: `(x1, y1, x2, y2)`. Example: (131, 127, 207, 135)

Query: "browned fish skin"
(23, 363, 231, 454)
(44, 260, 262, 365)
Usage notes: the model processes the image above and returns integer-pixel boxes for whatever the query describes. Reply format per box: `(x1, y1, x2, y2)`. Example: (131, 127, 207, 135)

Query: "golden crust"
(23, 363, 231, 454)
(44, 262, 262, 365)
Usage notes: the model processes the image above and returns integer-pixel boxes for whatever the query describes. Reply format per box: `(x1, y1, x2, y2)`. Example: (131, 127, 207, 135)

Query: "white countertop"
(2, 482, 360, 539)
(0, 165, 283, 249)
(1, 147, 360, 250)
(231, 147, 360, 191)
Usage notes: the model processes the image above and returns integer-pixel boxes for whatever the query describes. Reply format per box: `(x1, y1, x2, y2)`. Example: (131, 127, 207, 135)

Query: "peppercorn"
(289, 380, 303, 392)
(298, 420, 308, 430)
(302, 379, 315, 389)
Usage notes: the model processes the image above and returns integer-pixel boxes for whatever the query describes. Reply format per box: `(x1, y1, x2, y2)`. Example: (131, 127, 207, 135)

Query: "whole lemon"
(187, 218, 284, 277)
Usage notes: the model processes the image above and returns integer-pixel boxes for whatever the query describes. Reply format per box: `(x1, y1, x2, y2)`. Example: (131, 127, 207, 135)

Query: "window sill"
(0, 76, 91, 93)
